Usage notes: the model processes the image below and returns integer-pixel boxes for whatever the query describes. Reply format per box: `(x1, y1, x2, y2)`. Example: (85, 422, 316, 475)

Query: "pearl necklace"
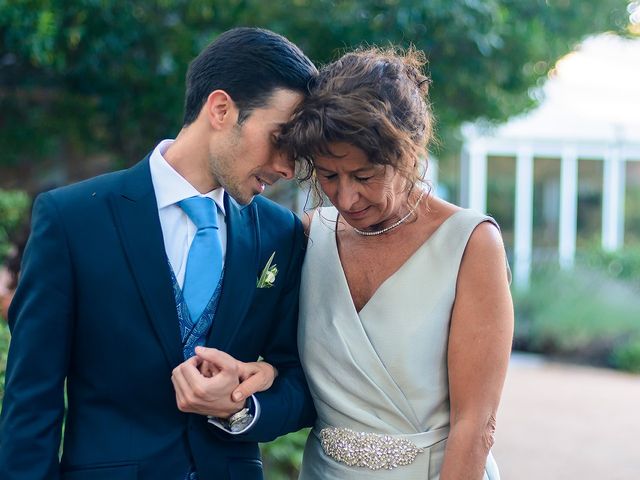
(352, 190, 425, 236)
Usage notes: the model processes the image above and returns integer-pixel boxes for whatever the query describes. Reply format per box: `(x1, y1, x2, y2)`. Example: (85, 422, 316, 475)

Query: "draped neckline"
(333, 208, 465, 315)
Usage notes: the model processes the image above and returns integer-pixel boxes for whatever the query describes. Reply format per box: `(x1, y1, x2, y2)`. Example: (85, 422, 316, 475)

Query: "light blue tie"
(178, 196, 223, 322)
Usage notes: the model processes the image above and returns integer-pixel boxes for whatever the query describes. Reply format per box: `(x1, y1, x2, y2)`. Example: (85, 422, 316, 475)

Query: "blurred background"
(1, 1, 639, 478)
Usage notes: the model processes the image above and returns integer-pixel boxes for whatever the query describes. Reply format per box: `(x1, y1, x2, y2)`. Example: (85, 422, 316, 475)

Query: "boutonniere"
(257, 251, 278, 288)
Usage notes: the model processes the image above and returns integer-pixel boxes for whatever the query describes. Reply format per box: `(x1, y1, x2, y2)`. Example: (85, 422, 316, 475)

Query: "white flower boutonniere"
(257, 251, 278, 288)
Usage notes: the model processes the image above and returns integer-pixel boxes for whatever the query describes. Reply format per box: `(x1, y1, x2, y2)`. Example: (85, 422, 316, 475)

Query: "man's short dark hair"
(183, 27, 317, 125)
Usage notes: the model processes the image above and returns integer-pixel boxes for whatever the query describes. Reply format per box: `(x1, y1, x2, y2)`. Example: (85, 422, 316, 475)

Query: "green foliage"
(0, 189, 30, 262)
(581, 247, 640, 286)
(611, 336, 640, 373)
(0, 0, 631, 172)
(513, 261, 640, 370)
(261, 428, 309, 480)
(624, 184, 640, 245)
(0, 189, 28, 401)
(1, 0, 199, 165)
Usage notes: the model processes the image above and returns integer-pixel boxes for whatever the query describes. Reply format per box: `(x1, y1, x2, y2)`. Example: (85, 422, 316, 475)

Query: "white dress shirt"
(149, 139, 258, 434)
(149, 139, 226, 288)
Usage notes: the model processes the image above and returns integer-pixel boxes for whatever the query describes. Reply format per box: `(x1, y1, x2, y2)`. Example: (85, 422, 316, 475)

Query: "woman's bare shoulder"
(423, 195, 463, 228)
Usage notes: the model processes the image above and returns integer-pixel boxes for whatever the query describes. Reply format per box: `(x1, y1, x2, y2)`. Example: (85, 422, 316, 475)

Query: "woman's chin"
(340, 207, 371, 224)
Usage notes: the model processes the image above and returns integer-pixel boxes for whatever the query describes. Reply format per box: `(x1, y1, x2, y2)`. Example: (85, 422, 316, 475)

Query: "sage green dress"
(298, 207, 502, 480)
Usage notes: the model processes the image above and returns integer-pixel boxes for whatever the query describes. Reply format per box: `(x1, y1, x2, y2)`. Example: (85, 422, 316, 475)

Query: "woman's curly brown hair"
(279, 46, 434, 193)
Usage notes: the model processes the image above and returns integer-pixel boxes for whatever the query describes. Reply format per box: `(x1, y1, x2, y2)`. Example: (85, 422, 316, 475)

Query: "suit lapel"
(109, 157, 182, 368)
(207, 193, 259, 350)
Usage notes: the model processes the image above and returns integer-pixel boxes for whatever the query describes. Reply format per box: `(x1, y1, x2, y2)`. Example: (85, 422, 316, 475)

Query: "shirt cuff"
(207, 395, 261, 435)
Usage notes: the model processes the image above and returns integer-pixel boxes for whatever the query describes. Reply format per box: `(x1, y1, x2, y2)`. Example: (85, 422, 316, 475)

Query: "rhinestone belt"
(319, 427, 425, 470)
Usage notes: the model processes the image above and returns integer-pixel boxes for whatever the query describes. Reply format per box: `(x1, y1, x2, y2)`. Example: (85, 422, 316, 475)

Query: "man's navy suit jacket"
(0, 157, 315, 479)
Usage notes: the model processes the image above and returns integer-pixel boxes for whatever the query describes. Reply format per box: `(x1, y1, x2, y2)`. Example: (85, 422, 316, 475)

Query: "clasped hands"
(171, 346, 277, 419)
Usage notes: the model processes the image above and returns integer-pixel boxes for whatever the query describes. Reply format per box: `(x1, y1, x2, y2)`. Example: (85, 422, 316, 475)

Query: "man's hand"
(171, 347, 279, 418)
(171, 347, 244, 418)
(231, 360, 278, 403)
(196, 350, 278, 403)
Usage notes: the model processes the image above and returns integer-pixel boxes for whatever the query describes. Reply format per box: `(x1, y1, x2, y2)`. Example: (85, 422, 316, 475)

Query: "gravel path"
(492, 354, 640, 479)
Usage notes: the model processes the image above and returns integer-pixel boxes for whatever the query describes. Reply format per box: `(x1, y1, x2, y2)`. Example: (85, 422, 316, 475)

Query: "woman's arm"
(439, 221, 514, 480)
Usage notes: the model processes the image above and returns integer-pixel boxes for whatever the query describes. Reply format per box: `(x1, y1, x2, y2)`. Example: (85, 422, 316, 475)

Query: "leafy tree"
(0, 0, 632, 179)
(0, 188, 29, 261)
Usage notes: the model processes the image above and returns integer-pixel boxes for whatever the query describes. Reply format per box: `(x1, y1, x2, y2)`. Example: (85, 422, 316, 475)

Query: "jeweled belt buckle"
(319, 427, 424, 470)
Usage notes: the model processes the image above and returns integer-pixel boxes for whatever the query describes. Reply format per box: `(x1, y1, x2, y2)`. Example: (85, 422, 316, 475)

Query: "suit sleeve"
(226, 214, 315, 443)
(0, 193, 74, 479)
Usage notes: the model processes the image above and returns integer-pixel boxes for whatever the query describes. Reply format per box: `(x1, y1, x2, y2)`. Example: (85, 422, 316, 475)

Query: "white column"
(602, 147, 625, 251)
(514, 146, 534, 289)
(559, 147, 578, 269)
(467, 141, 487, 213)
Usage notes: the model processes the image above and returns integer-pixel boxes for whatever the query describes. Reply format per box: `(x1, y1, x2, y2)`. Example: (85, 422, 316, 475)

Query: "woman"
(278, 48, 514, 479)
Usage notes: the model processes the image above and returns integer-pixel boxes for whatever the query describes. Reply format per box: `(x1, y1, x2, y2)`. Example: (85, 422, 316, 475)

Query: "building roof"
(464, 34, 640, 151)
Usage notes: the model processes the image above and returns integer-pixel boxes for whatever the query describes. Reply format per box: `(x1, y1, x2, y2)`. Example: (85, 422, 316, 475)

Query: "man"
(0, 28, 317, 479)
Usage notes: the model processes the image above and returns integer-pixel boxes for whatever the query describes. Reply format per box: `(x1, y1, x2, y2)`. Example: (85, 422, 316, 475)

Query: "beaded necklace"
(352, 190, 425, 236)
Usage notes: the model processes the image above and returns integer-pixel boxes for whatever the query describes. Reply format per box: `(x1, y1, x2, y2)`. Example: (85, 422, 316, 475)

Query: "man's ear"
(204, 90, 238, 129)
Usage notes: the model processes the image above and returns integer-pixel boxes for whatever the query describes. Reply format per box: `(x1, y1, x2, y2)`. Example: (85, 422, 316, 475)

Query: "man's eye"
(356, 176, 372, 182)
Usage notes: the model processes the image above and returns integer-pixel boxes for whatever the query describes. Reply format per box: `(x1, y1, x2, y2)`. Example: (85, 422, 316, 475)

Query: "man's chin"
(221, 179, 267, 205)
(227, 189, 257, 206)
(236, 196, 255, 206)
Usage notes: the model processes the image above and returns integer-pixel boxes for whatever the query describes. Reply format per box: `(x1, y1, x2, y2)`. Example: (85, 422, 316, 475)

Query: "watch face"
(230, 414, 253, 433)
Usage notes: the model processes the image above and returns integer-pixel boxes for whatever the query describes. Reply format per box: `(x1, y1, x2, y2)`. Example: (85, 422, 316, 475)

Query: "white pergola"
(460, 34, 640, 288)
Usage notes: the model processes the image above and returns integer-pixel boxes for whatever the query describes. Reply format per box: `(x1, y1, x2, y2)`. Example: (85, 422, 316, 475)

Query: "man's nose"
(271, 152, 295, 180)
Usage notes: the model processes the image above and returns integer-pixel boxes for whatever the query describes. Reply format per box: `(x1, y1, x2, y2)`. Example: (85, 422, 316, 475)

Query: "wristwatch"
(225, 406, 254, 433)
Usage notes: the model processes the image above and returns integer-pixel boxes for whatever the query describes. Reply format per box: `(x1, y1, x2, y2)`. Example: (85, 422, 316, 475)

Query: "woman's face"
(314, 142, 410, 231)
